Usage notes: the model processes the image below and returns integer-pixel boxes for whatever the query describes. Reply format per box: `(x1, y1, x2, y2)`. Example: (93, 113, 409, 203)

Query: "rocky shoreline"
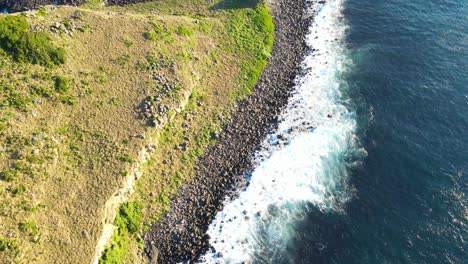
(144, 0, 316, 262)
(2, 0, 317, 262)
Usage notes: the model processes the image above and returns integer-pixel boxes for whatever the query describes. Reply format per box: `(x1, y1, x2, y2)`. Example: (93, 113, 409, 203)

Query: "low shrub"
(144, 22, 170, 41)
(11, 184, 26, 196)
(99, 201, 143, 263)
(114, 202, 143, 234)
(175, 26, 192, 36)
(59, 95, 77, 105)
(99, 229, 130, 264)
(54, 76, 71, 93)
(0, 169, 17, 182)
(118, 155, 132, 163)
(18, 221, 39, 236)
(0, 238, 17, 252)
(0, 15, 65, 67)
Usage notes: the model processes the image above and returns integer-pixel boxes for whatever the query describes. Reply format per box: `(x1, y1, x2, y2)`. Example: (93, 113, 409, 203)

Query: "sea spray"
(199, 0, 365, 263)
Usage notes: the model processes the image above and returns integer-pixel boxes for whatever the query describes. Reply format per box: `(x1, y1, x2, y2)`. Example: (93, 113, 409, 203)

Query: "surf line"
(199, 0, 366, 263)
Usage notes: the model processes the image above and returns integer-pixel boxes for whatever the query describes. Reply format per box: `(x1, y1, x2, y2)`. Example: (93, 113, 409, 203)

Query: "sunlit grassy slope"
(0, 0, 273, 263)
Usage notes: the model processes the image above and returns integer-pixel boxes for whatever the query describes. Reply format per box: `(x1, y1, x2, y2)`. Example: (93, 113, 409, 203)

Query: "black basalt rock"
(144, 0, 321, 263)
(0, 0, 86, 13)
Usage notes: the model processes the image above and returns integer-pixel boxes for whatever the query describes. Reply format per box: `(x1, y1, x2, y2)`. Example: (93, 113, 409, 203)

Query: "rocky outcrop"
(0, 0, 86, 12)
(144, 0, 318, 262)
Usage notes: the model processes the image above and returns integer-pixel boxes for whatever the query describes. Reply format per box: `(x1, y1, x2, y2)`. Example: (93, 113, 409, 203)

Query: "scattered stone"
(72, 11, 83, 19)
(144, 0, 314, 262)
(149, 245, 159, 264)
(82, 230, 89, 239)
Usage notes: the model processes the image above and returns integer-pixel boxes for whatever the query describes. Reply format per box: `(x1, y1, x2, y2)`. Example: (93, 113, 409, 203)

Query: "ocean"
(199, 0, 467, 263)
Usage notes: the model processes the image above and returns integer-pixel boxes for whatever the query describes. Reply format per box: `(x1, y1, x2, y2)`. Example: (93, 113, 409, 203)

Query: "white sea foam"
(199, 0, 365, 263)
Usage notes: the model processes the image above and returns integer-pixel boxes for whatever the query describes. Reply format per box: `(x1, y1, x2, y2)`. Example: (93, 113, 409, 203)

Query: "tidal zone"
(201, 0, 366, 262)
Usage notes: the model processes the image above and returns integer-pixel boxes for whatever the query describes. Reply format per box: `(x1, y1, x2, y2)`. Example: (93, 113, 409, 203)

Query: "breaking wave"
(199, 0, 365, 262)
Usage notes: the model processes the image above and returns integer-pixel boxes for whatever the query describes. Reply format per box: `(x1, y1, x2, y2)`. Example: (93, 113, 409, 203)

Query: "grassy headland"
(0, 0, 273, 263)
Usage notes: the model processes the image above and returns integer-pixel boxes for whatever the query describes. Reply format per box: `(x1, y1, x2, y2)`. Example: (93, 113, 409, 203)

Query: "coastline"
(144, 0, 316, 262)
(1, 1, 278, 263)
(0, 0, 315, 262)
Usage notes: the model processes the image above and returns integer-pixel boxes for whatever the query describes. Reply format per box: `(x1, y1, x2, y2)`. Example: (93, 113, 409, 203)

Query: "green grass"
(0, 238, 18, 252)
(0, 1, 275, 262)
(99, 229, 131, 264)
(18, 221, 39, 237)
(0, 84, 32, 111)
(175, 26, 193, 36)
(84, 0, 104, 9)
(144, 22, 171, 41)
(98, 1, 275, 262)
(100, 202, 143, 263)
(118, 155, 133, 163)
(11, 184, 26, 196)
(37, 7, 49, 17)
(0, 16, 66, 67)
(115, 202, 143, 234)
(227, 4, 274, 99)
(54, 76, 72, 93)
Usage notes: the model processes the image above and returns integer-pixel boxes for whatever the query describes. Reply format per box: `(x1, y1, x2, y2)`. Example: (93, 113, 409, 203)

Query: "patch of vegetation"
(114, 202, 143, 234)
(0, 170, 14, 182)
(198, 20, 211, 32)
(112, 54, 130, 66)
(118, 155, 133, 163)
(0, 16, 66, 67)
(228, 4, 274, 98)
(144, 22, 170, 41)
(0, 238, 18, 252)
(175, 26, 193, 36)
(100, 202, 143, 263)
(123, 38, 133, 48)
(84, 0, 104, 9)
(99, 229, 131, 264)
(0, 84, 32, 111)
(1, 166, 20, 182)
(59, 94, 77, 105)
(31, 84, 52, 98)
(18, 221, 39, 237)
(253, 6, 275, 52)
(37, 7, 49, 17)
(54, 76, 71, 93)
(11, 184, 26, 196)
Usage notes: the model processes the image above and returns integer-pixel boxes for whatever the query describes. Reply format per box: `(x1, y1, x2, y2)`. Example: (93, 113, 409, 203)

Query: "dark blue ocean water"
(200, 1, 466, 263)
(285, 0, 468, 263)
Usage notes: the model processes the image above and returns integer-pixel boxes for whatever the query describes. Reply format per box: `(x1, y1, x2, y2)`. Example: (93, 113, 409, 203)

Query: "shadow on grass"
(209, 0, 262, 10)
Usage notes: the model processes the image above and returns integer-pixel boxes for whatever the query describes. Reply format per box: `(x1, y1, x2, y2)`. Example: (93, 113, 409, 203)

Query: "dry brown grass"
(0, 0, 272, 263)
(0, 4, 233, 263)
